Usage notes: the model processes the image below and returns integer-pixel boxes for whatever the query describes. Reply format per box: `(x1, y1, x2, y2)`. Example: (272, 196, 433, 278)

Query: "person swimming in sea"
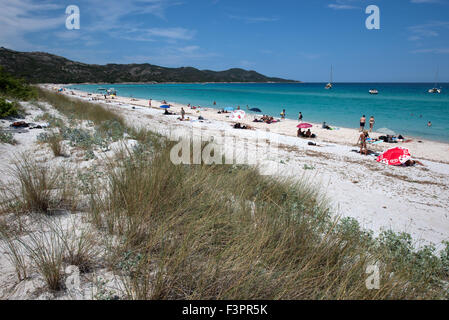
(428, 121, 432, 127)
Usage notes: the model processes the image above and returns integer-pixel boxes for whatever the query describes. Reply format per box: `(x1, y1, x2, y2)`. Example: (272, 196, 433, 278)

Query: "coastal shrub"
(84, 149, 96, 161)
(0, 131, 17, 145)
(441, 241, 449, 276)
(35, 113, 64, 128)
(97, 119, 126, 141)
(0, 98, 19, 118)
(61, 127, 108, 150)
(0, 67, 37, 100)
(377, 230, 449, 288)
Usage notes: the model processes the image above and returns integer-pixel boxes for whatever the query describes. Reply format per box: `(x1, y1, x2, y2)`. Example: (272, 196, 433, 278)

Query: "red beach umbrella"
(376, 147, 411, 166)
(296, 123, 313, 129)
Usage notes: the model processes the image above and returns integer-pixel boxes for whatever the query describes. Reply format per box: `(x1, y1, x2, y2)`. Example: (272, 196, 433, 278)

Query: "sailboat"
(428, 67, 442, 94)
(325, 65, 333, 89)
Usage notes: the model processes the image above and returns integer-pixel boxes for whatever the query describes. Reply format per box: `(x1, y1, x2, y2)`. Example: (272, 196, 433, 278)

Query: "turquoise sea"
(68, 83, 449, 143)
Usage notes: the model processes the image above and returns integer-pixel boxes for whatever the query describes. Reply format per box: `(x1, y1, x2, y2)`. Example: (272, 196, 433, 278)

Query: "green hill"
(0, 47, 299, 84)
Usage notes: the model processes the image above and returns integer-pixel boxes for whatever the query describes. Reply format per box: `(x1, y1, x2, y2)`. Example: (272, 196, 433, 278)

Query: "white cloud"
(328, 4, 359, 10)
(327, 0, 362, 10)
(228, 15, 279, 23)
(412, 48, 449, 54)
(408, 21, 449, 41)
(0, 0, 65, 49)
(111, 27, 195, 42)
(410, 0, 441, 3)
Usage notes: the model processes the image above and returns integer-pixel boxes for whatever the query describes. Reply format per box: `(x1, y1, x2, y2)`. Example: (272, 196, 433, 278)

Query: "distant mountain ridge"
(0, 47, 299, 84)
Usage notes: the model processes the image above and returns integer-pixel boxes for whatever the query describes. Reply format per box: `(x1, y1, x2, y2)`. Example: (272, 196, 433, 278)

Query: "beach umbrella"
(296, 123, 313, 129)
(159, 105, 170, 109)
(229, 110, 246, 121)
(376, 147, 411, 166)
(224, 107, 234, 112)
(249, 108, 262, 113)
(377, 128, 396, 136)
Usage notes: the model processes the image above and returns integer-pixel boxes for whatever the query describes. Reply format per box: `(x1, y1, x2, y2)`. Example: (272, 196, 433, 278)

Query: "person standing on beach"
(298, 112, 303, 122)
(358, 130, 368, 155)
(360, 115, 366, 131)
(181, 107, 185, 120)
(369, 116, 375, 132)
(149, 99, 152, 107)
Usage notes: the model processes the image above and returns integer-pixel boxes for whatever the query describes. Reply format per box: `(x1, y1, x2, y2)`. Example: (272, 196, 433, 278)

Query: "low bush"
(0, 98, 19, 118)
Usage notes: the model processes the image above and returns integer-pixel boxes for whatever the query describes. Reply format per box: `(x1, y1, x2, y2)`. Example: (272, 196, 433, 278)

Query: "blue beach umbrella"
(249, 108, 262, 113)
(159, 105, 170, 109)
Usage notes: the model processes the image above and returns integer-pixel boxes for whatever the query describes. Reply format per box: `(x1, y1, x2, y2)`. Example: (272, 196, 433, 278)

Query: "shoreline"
(57, 84, 449, 164)
(62, 83, 449, 146)
(54, 81, 302, 86)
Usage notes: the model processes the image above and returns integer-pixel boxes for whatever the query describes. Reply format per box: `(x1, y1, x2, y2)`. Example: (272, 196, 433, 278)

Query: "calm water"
(68, 83, 449, 143)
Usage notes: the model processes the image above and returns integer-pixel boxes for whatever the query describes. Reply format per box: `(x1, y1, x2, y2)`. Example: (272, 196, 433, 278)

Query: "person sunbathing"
(233, 123, 251, 130)
(264, 116, 275, 124)
(403, 159, 424, 167)
(163, 109, 175, 115)
(322, 122, 331, 130)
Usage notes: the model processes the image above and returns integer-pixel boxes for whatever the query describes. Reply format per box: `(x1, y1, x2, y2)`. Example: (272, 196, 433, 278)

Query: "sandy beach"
(61, 85, 449, 164)
(1, 84, 448, 300)
(37, 84, 449, 247)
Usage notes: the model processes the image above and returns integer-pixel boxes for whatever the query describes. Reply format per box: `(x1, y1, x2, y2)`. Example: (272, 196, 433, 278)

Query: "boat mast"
(435, 66, 439, 88)
(330, 65, 333, 84)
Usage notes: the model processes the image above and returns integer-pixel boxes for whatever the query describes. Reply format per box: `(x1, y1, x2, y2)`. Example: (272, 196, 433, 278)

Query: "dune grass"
(36, 87, 125, 128)
(48, 133, 65, 157)
(88, 136, 449, 300)
(1, 87, 446, 299)
(0, 155, 77, 215)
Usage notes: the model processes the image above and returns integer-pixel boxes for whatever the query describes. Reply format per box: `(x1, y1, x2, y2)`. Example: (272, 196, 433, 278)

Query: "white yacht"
(428, 68, 442, 94)
(325, 65, 333, 89)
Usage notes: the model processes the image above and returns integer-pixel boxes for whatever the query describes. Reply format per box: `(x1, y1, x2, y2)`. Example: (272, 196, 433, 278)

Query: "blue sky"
(1, 0, 449, 82)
